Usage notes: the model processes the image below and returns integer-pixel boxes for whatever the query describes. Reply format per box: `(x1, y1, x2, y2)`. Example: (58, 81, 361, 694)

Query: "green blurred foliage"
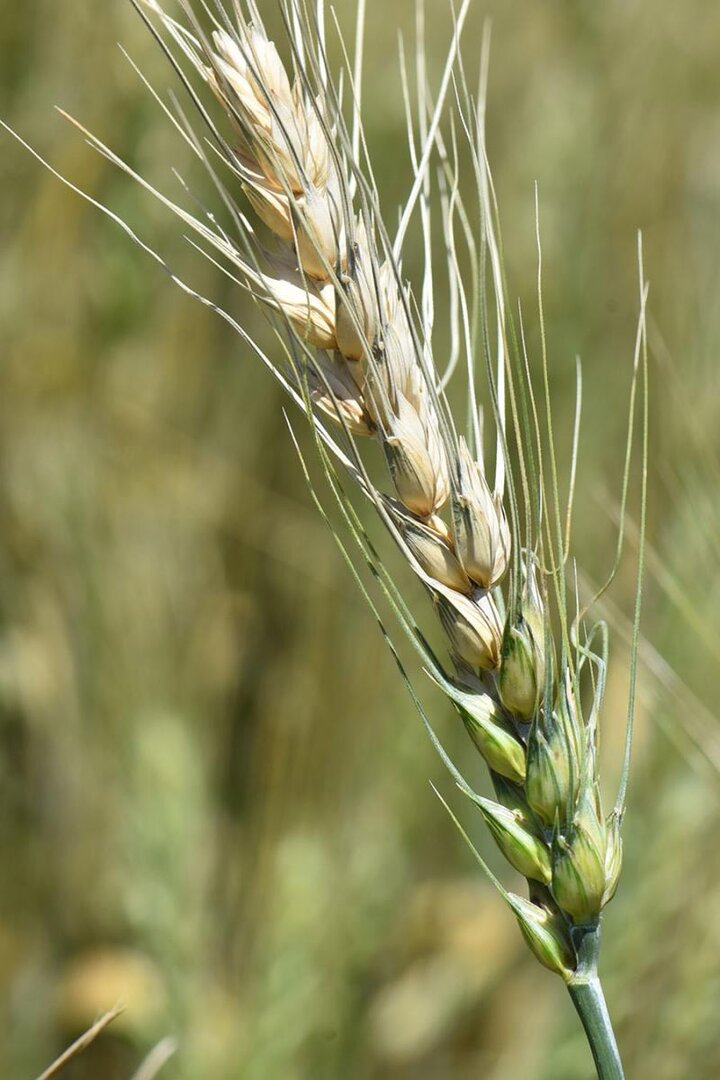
(1, 1, 720, 1078)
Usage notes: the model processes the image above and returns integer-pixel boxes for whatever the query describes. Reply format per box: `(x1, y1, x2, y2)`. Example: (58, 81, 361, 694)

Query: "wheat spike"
(149, 0, 634, 959)
(16, 2, 649, 1074)
(125, 0, 636, 976)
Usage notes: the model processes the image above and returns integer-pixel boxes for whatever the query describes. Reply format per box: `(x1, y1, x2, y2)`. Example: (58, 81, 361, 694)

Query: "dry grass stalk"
(33, 1005, 124, 1080)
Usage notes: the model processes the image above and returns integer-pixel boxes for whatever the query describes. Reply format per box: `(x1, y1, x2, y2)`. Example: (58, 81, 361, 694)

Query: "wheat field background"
(2, 2, 720, 1078)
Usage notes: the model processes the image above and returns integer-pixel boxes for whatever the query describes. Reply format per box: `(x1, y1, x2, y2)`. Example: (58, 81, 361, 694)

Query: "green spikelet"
(552, 785, 608, 924)
(459, 692, 527, 784)
(469, 794, 552, 884)
(507, 894, 575, 980)
(498, 562, 548, 721)
(525, 706, 579, 828)
(491, 773, 532, 816)
(498, 618, 542, 721)
(602, 812, 623, 906)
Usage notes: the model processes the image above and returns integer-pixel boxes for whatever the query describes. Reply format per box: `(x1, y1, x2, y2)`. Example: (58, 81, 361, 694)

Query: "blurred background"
(2, 1, 720, 1077)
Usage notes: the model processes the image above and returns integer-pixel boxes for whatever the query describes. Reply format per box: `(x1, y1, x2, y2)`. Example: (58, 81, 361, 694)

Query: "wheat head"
(11, 1, 649, 1074)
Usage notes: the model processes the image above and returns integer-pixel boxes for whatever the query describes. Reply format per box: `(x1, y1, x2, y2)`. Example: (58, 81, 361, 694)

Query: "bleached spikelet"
(211, 28, 342, 281)
(452, 438, 510, 589)
(307, 354, 372, 435)
(293, 182, 344, 281)
(336, 220, 378, 362)
(384, 394, 450, 518)
(388, 501, 471, 592)
(433, 587, 502, 671)
(364, 264, 423, 421)
(211, 28, 329, 192)
(262, 272, 337, 350)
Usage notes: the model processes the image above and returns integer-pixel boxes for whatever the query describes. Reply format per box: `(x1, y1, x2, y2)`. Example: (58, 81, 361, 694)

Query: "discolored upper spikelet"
(452, 438, 510, 589)
(211, 28, 329, 192)
(434, 587, 503, 671)
(384, 395, 450, 518)
(389, 503, 472, 593)
(307, 354, 373, 435)
(336, 220, 379, 362)
(261, 271, 338, 350)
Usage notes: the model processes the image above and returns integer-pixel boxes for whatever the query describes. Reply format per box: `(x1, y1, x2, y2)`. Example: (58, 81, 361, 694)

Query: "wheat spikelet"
(11, 1, 648, 1073)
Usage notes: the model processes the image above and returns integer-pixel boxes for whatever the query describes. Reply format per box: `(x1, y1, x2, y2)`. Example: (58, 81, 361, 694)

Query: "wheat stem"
(567, 927, 625, 1080)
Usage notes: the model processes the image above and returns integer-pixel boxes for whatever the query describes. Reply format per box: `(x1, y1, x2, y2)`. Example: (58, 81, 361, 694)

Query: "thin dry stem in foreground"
(33, 1005, 124, 1080)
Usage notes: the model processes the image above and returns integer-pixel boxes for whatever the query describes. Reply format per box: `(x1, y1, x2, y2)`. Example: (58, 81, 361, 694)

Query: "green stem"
(566, 927, 624, 1080)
